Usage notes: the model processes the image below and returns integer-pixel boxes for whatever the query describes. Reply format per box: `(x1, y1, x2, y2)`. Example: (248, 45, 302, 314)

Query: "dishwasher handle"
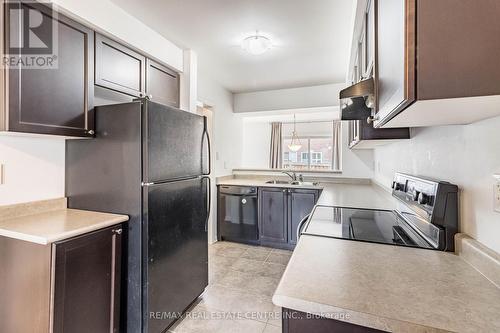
(297, 214, 311, 241)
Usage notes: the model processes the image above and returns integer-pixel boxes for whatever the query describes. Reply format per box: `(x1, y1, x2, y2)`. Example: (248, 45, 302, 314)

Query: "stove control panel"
(391, 173, 459, 251)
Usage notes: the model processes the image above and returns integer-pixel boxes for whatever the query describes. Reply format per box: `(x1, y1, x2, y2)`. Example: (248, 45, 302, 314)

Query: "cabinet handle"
(112, 228, 122, 235)
(282, 189, 286, 193)
(366, 115, 379, 124)
(140, 92, 153, 100)
(85, 129, 95, 135)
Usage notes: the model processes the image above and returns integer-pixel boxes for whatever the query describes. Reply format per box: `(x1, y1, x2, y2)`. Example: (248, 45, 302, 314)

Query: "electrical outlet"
(495, 174, 500, 213)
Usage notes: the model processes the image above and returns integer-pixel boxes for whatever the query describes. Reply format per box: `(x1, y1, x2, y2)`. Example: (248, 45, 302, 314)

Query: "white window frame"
(311, 152, 323, 164)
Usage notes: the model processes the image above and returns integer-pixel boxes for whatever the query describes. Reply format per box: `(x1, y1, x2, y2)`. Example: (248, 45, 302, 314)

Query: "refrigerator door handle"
(202, 176, 212, 232)
(202, 117, 212, 176)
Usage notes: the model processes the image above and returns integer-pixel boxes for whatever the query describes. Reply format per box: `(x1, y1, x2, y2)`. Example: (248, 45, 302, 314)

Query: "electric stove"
(302, 173, 459, 251)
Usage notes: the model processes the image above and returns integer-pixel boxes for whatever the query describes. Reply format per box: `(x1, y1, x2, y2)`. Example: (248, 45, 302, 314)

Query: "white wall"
(240, 119, 374, 179)
(241, 122, 271, 168)
(197, 74, 243, 177)
(373, 115, 500, 254)
(234, 83, 345, 113)
(0, 136, 65, 205)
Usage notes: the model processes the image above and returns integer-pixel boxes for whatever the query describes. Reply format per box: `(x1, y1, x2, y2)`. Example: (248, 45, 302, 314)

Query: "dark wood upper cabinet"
(348, 120, 410, 150)
(373, 0, 500, 128)
(2, 1, 94, 137)
(288, 189, 318, 245)
(95, 33, 146, 97)
(53, 225, 122, 333)
(146, 58, 180, 107)
(259, 187, 288, 245)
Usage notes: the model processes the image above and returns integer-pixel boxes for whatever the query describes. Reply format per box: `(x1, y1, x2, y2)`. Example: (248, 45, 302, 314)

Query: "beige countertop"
(217, 176, 397, 211)
(0, 198, 129, 245)
(273, 235, 500, 333)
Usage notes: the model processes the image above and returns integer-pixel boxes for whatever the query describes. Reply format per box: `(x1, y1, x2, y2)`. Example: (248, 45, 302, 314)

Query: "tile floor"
(168, 241, 292, 333)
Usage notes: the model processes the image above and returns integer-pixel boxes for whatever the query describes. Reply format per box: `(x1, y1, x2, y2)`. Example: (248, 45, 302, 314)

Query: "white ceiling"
(111, 0, 354, 93)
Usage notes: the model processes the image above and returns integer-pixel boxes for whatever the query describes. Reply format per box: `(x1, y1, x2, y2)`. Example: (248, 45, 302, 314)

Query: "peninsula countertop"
(272, 235, 500, 333)
(0, 198, 129, 245)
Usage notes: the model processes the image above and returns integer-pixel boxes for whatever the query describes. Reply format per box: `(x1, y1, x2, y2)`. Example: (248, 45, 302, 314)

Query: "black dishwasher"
(218, 186, 259, 245)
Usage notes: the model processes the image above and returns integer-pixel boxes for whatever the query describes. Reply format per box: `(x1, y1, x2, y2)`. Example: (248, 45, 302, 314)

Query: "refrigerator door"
(143, 177, 209, 333)
(143, 101, 209, 182)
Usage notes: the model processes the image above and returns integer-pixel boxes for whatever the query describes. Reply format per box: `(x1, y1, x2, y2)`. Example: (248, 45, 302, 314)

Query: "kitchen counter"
(217, 176, 397, 211)
(0, 198, 129, 245)
(273, 234, 500, 333)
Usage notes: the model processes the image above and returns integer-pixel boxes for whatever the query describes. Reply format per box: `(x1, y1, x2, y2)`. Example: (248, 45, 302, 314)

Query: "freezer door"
(144, 101, 209, 182)
(143, 177, 209, 333)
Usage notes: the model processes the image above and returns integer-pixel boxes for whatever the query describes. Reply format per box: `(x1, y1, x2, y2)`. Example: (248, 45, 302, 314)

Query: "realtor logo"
(2, 0, 58, 69)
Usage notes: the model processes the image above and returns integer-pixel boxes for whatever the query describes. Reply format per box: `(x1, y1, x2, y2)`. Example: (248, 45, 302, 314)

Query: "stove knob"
(412, 191, 420, 201)
(394, 183, 405, 191)
(418, 193, 429, 205)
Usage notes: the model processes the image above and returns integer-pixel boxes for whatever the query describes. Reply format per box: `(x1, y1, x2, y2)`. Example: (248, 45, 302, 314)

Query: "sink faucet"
(282, 171, 297, 181)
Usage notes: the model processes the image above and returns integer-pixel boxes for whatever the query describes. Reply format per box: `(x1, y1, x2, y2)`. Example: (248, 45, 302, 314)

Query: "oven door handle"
(297, 214, 311, 241)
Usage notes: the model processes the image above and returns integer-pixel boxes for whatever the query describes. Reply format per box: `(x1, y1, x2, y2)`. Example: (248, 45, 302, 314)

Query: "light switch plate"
(494, 174, 500, 213)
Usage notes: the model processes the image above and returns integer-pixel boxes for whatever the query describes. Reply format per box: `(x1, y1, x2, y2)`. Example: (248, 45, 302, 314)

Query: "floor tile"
(266, 252, 291, 265)
(199, 285, 275, 322)
(263, 323, 282, 333)
(266, 305, 282, 327)
(212, 246, 246, 258)
(171, 241, 291, 332)
(247, 275, 280, 297)
(260, 262, 286, 279)
(241, 247, 272, 261)
(230, 257, 265, 274)
(271, 248, 293, 255)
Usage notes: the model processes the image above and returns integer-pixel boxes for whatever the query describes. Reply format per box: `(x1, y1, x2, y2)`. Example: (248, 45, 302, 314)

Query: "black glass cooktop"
(303, 206, 434, 249)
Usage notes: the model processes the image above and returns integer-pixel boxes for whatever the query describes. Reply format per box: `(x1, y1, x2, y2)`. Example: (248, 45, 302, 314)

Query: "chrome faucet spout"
(281, 171, 297, 181)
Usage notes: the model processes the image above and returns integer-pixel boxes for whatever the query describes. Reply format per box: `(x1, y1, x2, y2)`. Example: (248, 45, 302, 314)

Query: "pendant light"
(288, 114, 302, 152)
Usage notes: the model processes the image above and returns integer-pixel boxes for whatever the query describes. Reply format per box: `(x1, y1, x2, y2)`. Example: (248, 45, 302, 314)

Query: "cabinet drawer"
(95, 34, 146, 97)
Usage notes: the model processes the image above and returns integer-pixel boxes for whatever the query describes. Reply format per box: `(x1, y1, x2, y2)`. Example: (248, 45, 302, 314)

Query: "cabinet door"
(259, 188, 287, 244)
(53, 225, 122, 333)
(95, 34, 146, 97)
(288, 189, 318, 245)
(146, 59, 179, 107)
(5, 1, 94, 137)
(375, 0, 416, 125)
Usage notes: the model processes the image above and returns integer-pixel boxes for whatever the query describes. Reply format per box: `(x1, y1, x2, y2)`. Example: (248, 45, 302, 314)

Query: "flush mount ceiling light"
(288, 114, 302, 152)
(241, 31, 272, 55)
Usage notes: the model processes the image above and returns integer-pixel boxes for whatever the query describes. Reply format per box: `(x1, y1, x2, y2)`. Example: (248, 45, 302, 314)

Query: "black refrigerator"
(66, 99, 211, 333)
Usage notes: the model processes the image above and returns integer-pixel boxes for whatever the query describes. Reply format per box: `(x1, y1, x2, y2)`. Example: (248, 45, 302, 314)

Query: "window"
(282, 121, 339, 171)
(311, 152, 323, 164)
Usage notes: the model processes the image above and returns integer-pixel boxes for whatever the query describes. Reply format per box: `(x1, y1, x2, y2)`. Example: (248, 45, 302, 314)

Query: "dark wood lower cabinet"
(258, 187, 320, 249)
(259, 187, 288, 246)
(288, 189, 319, 245)
(53, 225, 122, 333)
(282, 308, 387, 333)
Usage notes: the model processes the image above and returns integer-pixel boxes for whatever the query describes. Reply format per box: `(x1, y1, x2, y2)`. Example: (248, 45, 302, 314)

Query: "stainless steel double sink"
(265, 180, 320, 186)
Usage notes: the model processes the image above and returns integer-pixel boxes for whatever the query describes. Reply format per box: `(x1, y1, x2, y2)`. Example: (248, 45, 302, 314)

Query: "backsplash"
(373, 115, 500, 254)
(0, 136, 65, 206)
